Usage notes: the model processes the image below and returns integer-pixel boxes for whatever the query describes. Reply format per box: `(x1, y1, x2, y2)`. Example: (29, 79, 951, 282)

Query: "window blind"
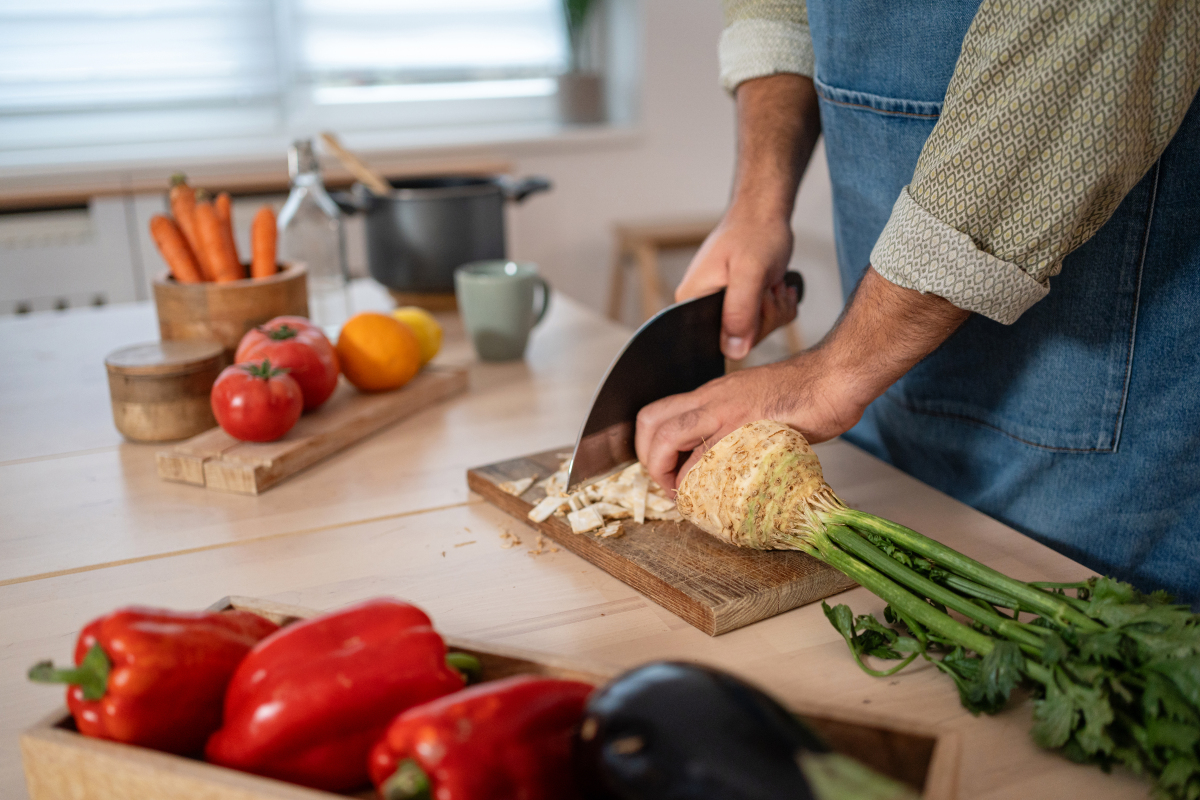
(0, 0, 570, 164)
(296, 0, 568, 85)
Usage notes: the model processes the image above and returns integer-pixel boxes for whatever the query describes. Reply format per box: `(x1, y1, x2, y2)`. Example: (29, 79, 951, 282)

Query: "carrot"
(149, 215, 204, 284)
(194, 194, 243, 283)
(169, 174, 211, 281)
(214, 192, 242, 272)
(250, 206, 277, 279)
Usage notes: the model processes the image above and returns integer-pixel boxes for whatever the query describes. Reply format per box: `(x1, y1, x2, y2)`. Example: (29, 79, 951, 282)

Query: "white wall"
(507, 0, 841, 347)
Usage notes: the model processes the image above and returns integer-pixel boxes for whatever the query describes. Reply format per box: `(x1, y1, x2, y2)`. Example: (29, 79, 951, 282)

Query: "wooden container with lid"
(152, 263, 308, 359)
(105, 340, 225, 442)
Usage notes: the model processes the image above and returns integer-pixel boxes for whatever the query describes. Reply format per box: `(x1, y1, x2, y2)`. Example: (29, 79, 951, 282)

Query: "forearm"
(873, 0, 1200, 325)
(771, 268, 970, 437)
(675, 74, 820, 357)
(637, 268, 969, 489)
(727, 73, 821, 224)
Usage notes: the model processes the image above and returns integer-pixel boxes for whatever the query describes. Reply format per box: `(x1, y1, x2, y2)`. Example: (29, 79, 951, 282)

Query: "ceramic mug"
(454, 260, 551, 361)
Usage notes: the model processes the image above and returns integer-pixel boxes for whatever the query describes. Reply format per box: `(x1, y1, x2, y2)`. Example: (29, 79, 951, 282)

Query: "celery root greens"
(676, 421, 1200, 800)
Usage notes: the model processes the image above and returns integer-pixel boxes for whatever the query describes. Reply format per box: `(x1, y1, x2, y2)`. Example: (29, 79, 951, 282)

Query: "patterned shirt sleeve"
(719, 0, 814, 93)
(871, 0, 1200, 325)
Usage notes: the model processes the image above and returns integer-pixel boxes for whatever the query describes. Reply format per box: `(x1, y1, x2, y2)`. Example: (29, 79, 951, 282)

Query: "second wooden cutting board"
(160, 366, 467, 495)
(468, 448, 856, 636)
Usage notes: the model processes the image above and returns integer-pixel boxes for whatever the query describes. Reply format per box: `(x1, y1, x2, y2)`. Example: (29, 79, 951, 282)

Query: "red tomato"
(236, 317, 340, 411)
(211, 360, 303, 442)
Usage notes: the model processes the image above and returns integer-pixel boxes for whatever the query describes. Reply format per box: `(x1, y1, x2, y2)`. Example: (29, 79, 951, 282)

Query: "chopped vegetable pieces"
(525, 460, 676, 534)
(498, 477, 534, 496)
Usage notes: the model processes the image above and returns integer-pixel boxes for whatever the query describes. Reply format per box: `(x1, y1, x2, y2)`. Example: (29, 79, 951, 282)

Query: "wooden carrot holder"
(153, 263, 309, 359)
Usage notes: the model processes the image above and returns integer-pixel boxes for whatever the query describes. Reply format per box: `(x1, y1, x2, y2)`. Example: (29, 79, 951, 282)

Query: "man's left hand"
(634, 351, 860, 492)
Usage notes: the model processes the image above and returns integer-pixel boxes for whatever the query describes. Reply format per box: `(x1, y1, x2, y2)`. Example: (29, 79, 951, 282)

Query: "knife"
(567, 271, 804, 489)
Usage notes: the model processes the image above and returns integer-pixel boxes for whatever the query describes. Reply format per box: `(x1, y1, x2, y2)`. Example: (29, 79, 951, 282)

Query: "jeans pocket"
(814, 77, 943, 119)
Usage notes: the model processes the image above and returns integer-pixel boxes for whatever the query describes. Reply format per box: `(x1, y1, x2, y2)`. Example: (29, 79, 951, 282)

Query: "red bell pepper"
(205, 598, 466, 792)
(27, 607, 279, 755)
(368, 675, 594, 800)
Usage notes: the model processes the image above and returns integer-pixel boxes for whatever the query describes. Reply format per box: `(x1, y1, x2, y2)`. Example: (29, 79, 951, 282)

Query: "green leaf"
(1077, 631, 1123, 662)
(1041, 633, 1070, 666)
(823, 602, 856, 645)
(981, 642, 1025, 703)
(1090, 577, 1136, 606)
(1159, 756, 1200, 794)
(1146, 718, 1200, 754)
(1032, 673, 1076, 749)
(1150, 656, 1200, 709)
(934, 647, 1018, 715)
(853, 613, 906, 659)
(1073, 679, 1116, 756)
(821, 602, 921, 677)
(1144, 671, 1200, 726)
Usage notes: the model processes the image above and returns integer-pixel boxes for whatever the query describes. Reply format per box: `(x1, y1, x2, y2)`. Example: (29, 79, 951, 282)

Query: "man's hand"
(676, 213, 798, 360)
(635, 348, 858, 492)
(637, 268, 971, 491)
(677, 73, 821, 359)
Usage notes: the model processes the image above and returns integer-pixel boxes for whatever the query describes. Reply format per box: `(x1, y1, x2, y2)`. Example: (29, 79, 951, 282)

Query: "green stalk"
(795, 530, 998, 657)
(822, 509, 1103, 632)
(823, 526, 1048, 655)
(382, 759, 431, 800)
(27, 643, 110, 701)
(940, 574, 1024, 612)
(445, 652, 482, 684)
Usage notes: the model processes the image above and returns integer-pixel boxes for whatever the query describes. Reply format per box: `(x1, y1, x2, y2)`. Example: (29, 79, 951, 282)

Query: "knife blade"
(567, 271, 803, 489)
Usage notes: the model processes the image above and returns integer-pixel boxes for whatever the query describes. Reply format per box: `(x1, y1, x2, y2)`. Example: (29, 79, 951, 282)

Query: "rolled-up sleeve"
(719, 0, 814, 93)
(871, 0, 1200, 325)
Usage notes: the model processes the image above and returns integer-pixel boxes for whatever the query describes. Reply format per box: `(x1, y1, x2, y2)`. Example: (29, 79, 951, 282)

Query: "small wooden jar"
(105, 340, 225, 442)
(153, 263, 309, 359)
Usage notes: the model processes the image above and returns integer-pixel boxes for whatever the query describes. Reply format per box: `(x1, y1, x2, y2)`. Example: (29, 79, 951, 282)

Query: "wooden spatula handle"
(318, 132, 393, 197)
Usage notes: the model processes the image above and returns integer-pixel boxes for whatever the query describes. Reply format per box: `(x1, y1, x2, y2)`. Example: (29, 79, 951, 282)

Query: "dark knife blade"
(567, 272, 803, 489)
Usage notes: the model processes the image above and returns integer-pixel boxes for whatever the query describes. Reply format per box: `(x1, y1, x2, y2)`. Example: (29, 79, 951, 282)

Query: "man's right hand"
(675, 212, 798, 361)
(681, 73, 823, 360)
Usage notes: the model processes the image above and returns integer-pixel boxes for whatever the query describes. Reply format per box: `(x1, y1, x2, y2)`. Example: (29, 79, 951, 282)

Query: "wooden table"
(0, 285, 1146, 799)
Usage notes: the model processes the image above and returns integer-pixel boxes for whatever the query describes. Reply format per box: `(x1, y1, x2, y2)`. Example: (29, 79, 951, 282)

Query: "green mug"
(454, 261, 551, 362)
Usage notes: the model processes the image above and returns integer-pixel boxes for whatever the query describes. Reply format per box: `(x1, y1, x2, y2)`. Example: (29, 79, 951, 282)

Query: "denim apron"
(806, 1, 1200, 604)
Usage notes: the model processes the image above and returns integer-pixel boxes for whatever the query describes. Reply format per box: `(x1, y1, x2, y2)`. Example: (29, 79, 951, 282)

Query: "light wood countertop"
(0, 287, 1146, 799)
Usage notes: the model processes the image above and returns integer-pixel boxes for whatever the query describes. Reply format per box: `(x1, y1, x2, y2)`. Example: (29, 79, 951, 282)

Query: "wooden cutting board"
(468, 448, 857, 636)
(158, 367, 467, 495)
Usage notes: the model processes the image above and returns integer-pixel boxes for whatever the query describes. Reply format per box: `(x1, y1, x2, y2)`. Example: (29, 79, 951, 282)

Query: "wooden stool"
(608, 217, 720, 324)
(608, 216, 803, 353)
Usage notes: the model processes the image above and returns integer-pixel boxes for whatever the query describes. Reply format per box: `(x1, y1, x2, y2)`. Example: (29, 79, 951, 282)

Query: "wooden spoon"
(318, 132, 393, 197)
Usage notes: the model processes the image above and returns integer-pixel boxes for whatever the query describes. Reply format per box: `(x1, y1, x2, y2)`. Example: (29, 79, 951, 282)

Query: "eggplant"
(574, 661, 917, 800)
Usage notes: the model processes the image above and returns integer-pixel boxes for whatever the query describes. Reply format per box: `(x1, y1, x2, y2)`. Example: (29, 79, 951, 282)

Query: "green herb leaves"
(815, 517, 1200, 799)
(821, 602, 919, 678)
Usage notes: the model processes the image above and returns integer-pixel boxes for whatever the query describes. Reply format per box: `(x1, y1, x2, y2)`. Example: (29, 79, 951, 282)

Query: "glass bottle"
(278, 139, 350, 333)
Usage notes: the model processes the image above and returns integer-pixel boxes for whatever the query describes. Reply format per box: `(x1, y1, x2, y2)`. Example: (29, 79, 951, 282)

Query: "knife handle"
(783, 271, 804, 305)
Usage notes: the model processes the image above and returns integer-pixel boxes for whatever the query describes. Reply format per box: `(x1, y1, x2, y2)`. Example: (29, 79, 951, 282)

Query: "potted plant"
(557, 0, 606, 124)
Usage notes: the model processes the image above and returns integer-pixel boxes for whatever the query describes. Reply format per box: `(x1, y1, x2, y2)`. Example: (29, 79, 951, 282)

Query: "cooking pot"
(335, 175, 551, 294)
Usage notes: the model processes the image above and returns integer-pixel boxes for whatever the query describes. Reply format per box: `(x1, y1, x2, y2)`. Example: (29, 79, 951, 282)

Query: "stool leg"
(607, 245, 627, 321)
(634, 242, 665, 323)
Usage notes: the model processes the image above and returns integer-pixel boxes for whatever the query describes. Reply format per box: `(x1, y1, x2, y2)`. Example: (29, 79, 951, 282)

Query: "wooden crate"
(21, 596, 960, 800)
